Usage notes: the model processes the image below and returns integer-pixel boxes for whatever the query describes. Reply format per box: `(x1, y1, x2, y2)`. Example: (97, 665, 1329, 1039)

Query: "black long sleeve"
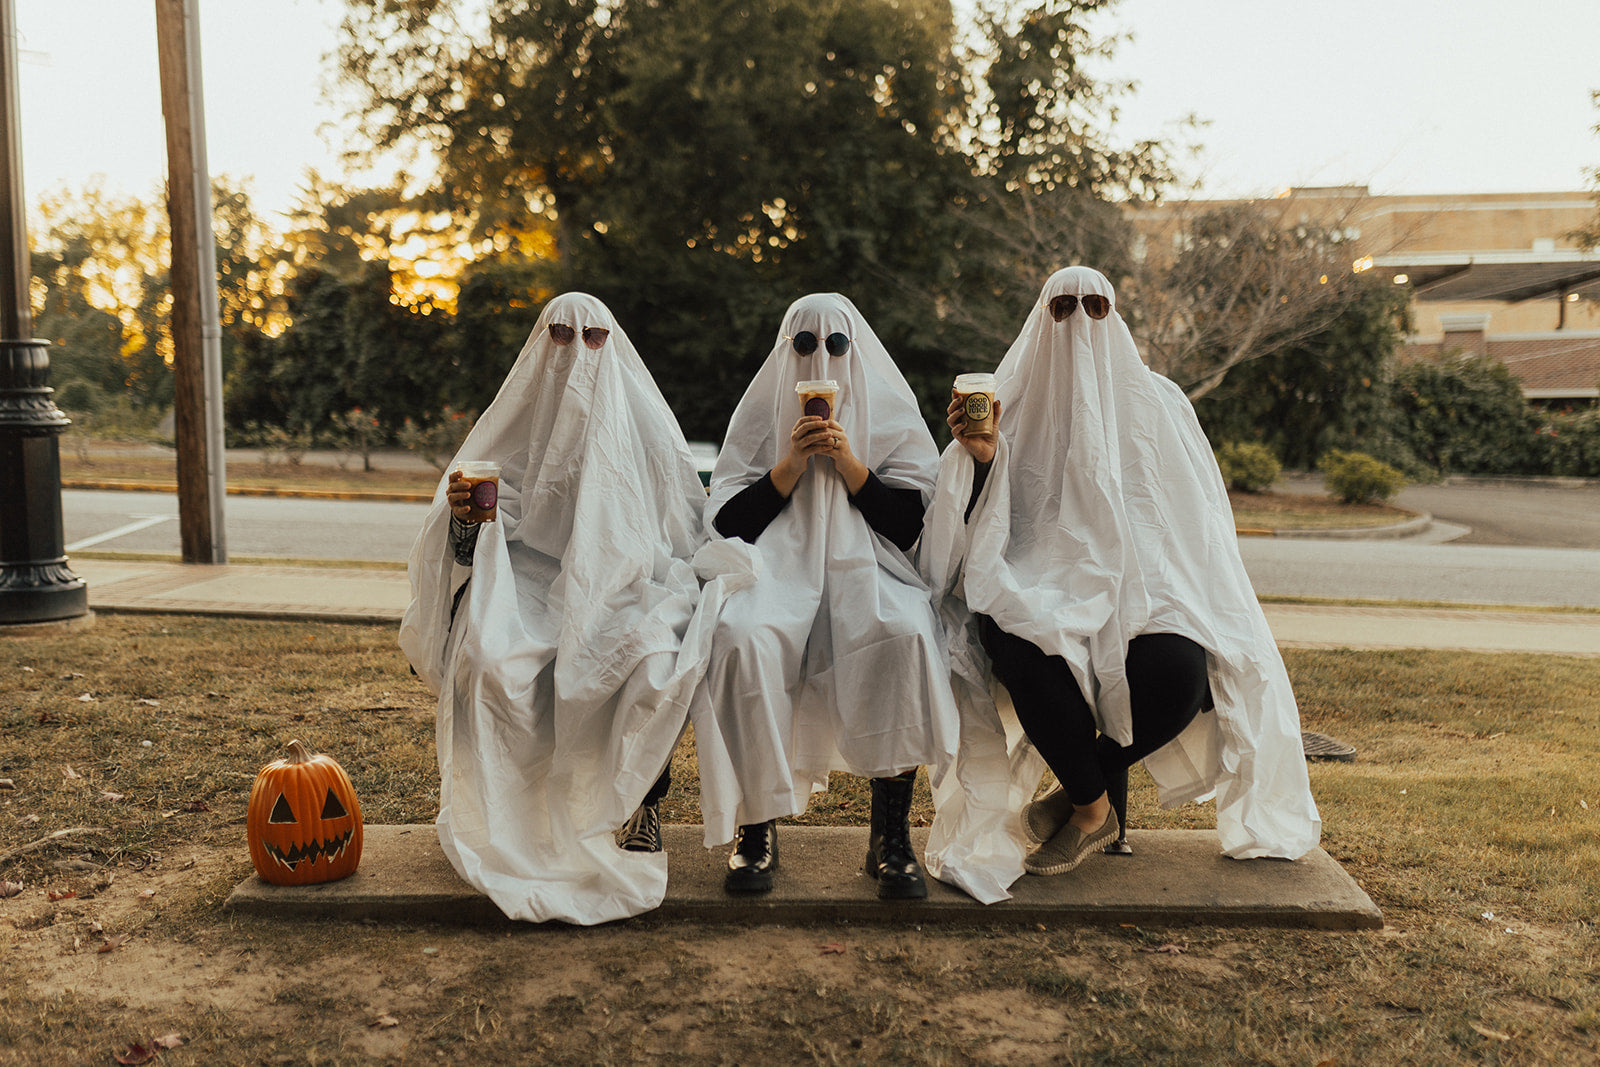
(714, 473, 790, 542)
(713, 468, 925, 551)
(964, 460, 992, 523)
(850, 470, 924, 551)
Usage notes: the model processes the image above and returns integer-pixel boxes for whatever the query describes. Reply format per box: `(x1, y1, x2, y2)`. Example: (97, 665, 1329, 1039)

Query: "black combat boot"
(864, 772, 927, 900)
(724, 820, 778, 894)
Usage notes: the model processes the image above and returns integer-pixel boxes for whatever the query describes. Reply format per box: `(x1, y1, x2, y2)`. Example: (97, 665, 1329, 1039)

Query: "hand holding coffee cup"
(450, 461, 502, 523)
(949, 373, 1001, 465)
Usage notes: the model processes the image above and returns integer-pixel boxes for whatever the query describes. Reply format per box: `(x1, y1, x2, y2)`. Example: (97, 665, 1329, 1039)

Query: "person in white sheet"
(920, 266, 1320, 900)
(400, 292, 725, 925)
(692, 293, 959, 898)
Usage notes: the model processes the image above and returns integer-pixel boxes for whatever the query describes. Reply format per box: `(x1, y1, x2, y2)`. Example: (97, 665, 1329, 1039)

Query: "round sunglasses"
(788, 331, 851, 358)
(1046, 293, 1112, 322)
(548, 323, 610, 349)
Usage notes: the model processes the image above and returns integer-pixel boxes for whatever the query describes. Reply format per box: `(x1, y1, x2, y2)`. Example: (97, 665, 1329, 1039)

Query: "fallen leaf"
(135, 698, 160, 707)
(0, 881, 22, 898)
(1481, 911, 1495, 921)
(100, 792, 125, 803)
(89, 920, 103, 934)
(1470, 1022, 1512, 1041)
(15, 814, 39, 827)
(139, 889, 156, 899)
(46, 889, 76, 902)
(62, 766, 81, 779)
(818, 942, 847, 955)
(98, 934, 130, 953)
(204, 691, 224, 699)
(1140, 943, 1186, 955)
(369, 1014, 400, 1029)
(76, 693, 94, 702)
(58, 671, 83, 680)
(20, 666, 33, 672)
(152, 1033, 184, 1049)
(0, 778, 13, 790)
(113, 1042, 156, 1065)
(1581, 800, 1589, 810)
(183, 800, 210, 812)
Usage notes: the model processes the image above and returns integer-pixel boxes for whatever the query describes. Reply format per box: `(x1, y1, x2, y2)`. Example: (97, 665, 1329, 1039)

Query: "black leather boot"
(724, 820, 778, 894)
(865, 773, 927, 900)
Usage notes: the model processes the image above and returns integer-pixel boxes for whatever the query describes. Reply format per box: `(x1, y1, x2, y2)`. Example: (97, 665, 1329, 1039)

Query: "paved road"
(62, 489, 429, 563)
(61, 488, 1600, 609)
(1237, 539, 1600, 609)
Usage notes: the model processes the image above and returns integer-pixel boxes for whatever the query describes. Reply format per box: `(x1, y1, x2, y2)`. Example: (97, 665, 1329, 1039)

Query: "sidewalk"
(63, 557, 1600, 657)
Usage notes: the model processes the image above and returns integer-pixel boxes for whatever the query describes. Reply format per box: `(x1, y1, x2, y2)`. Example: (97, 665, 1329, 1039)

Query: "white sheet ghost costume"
(400, 292, 729, 925)
(689, 293, 960, 846)
(922, 266, 1321, 903)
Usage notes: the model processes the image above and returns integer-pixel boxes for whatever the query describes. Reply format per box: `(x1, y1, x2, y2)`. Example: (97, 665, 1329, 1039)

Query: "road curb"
(64, 479, 432, 503)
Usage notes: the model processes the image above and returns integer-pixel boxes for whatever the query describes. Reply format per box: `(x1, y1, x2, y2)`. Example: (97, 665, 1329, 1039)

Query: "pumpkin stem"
(285, 739, 311, 763)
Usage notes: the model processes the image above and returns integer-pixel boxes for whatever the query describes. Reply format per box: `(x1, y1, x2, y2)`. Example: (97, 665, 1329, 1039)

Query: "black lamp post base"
(0, 559, 88, 624)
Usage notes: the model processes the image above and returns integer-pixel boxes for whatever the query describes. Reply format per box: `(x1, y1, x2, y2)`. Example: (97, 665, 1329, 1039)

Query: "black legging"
(977, 617, 1211, 806)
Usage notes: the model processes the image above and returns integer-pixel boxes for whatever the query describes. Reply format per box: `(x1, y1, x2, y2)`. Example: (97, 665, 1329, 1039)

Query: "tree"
(1128, 197, 1389, 402)
(333, 0, 1171, 439)
(32, 178, 283, 422)
(1192, 280, 1410, 469)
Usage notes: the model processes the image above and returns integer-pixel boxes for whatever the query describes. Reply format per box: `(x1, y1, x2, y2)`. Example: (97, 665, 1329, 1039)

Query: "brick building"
(1133, 186, 1600, 405)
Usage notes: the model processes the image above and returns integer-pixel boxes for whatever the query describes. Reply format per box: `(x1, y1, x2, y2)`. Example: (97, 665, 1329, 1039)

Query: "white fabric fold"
(688, 293, 960, 846)
(400, 292, 716, 924)
(922, 266, 1321, 902)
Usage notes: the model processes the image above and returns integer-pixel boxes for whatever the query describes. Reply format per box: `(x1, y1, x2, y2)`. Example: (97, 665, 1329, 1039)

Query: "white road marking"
(66, 514, 174, 551)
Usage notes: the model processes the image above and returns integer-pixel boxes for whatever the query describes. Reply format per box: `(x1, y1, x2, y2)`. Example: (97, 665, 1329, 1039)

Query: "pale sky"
(11, 0, 1600, 226)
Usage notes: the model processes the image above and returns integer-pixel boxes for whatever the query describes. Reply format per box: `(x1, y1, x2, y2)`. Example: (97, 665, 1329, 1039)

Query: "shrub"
(397, 405, 477, 472)
(1213, 441, 1282, 492)
(1318, 449, 1406, 504)
(1542, 408, 1600, 478)
(1391, 354, 1547, 475)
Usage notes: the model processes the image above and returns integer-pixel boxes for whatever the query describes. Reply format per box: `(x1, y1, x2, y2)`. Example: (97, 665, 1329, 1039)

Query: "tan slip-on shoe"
(1024, 807, 1121, 876)
(1023, 787, 1076, 844)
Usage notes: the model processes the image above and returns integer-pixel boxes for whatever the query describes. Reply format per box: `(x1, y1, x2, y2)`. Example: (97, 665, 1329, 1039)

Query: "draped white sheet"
(400, 293, 728, 924)
(688, 293, 960, 846)
(923, 267, 1321, 903)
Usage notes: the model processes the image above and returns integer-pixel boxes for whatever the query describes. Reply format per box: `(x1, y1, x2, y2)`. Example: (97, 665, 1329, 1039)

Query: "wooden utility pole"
(155, 0, 226, 563)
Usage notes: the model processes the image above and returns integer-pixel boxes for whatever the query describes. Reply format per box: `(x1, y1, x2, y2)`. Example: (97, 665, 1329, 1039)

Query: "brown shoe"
(1023, 787, 1075, 845)
(1024, 807, 1121, 876)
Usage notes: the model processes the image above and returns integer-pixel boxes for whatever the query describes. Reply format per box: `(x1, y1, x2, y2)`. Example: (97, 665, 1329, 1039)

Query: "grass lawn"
(2, 616, 1596, 1063)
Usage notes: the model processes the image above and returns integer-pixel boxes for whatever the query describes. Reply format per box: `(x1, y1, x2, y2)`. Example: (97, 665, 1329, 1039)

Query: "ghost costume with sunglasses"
(919, 266, 1320, 903)
(690, 293, 959, 899)
(401, 293, 734, 924)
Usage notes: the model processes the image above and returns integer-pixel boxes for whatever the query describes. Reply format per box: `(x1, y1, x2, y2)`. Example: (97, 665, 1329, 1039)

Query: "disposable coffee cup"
(453, 461, 501, 523)
(954, 373, 998, 437)
(796, 379, 840, 421)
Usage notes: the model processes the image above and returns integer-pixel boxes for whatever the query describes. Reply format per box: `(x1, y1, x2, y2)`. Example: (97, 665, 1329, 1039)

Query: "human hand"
(947, 389, 1000, 464)
(820, 419, 869, 493)
(771, 415, 836, 495)
(446, 472, 476, 522)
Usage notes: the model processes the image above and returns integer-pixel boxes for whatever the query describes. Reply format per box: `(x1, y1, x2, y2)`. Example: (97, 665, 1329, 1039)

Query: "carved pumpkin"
(247, 738, 363, 886)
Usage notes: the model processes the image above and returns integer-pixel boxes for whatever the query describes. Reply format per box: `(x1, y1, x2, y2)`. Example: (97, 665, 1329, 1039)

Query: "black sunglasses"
(1046, 293, 1112, 322)
(789, 331, 851, 357)
(548, 323, 610, 349)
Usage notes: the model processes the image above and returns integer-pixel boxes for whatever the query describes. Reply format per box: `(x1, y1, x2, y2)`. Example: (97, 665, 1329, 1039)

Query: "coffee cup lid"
(795, 379, 839, 393)
(954, 373, 997, 390)
(454, 460, 501, 477)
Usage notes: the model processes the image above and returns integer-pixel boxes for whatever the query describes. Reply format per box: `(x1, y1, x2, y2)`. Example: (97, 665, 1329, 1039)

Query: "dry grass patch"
(3, 620, 1600, 1063)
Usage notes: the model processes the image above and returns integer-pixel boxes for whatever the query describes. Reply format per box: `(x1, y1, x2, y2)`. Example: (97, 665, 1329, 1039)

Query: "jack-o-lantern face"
(247, 739, 364, 886)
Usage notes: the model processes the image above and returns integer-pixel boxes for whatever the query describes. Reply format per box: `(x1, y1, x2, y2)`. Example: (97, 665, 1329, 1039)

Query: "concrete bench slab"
(226, 824, 1381, 930)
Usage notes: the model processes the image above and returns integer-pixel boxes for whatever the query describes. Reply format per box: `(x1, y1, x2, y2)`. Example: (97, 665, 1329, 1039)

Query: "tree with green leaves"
(333, 0, 1170, 439)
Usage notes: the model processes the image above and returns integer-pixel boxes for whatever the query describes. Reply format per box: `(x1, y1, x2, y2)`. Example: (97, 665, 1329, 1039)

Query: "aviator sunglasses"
(788, 330, 851, 358)
(1046, 293, 1112, 322)
(548, 323, 611, 349)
